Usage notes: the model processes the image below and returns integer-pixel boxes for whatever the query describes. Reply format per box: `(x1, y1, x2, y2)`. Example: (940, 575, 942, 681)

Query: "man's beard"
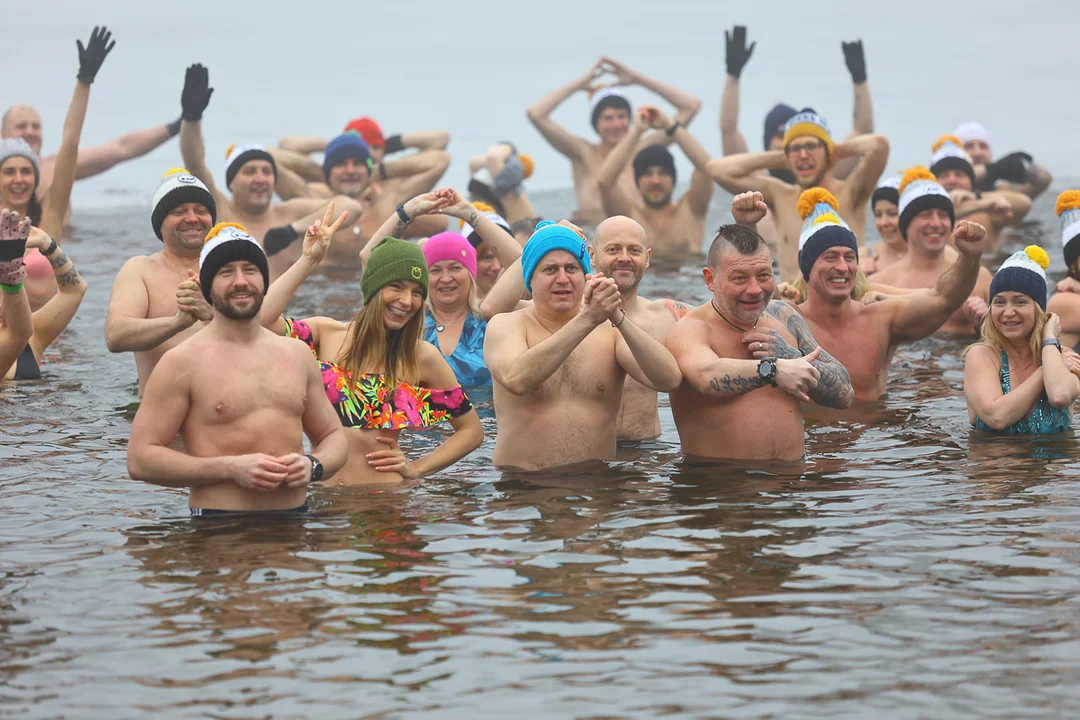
(643, 191, 672, 210)
(212, 290, 264, 320)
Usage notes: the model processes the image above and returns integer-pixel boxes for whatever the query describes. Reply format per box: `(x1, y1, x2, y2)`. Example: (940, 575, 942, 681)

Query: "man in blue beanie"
(483, 220, 681, 471)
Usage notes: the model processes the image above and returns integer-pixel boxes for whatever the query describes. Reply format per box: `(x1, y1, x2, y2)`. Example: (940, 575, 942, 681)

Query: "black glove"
(181, 64, 214, 122)
(842, 40, 867, 84)
(383, 134, 405, 154)
(264, 224, 299, 257)
(984, 152, 1032, 185)
(76, 26, 115, 84)
(725, 25, 755, 79)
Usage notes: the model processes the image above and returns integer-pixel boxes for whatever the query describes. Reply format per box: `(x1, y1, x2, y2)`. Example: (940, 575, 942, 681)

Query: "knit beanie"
(897, 166, 954, 241)
(459, 210, 512, 248)
(796, 188, 858, 280)
(151, 167, 216, 240)
(0, 138, 40, 191)
(763, 103, 797, 150)
(989, 245, 1050, 310)
(930, 135, 975, 187)
(633, 145, 676, 186)
(199, 222, 269, 302)
(322, 132, 373, 182)
(361, 237, 429, 305)
(1055, 190, 1080, 271)
(954, 122, 990, 148)
(521, 221, 592, 294)
(782, 108, 834, 162)
(343, 117, 385, 149)
(225, 143, 276, 189)
(589, 88, 631, 131)
(872, 174, 901, 210)
(423, 232, 477, 278)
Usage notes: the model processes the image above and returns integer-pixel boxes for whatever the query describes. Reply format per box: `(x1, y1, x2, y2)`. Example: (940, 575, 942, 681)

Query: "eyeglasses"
(785, 140, 826, 156)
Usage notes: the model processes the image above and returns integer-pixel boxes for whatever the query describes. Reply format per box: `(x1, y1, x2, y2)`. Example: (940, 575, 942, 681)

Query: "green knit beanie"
(361, 237, 429, 304)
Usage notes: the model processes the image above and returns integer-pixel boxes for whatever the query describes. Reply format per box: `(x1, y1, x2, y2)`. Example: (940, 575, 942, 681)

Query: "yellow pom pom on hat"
(797, 187, 839, 220)
(897, 166, 953, 241)
(198, 221, 269, 303)
(1056, 190, 1080, 270)
(782, 108, 835, 164)
(990, 244, 1049, 309)
(519, 154, 535, 179)
(796, 188, 857, 280)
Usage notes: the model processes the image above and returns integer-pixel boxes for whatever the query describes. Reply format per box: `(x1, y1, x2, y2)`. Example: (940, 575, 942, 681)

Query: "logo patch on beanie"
(411, 266, 423, 279)
(177, 175, 197, 184)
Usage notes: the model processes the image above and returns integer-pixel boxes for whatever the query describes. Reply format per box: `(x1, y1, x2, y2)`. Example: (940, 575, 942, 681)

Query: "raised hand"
(841, 40, 867, 84)
(181, 64, 214, 122)
(743, 326, 802, 360)
(436, 188, 478, 220)
(953, 220, 987, 257)
(581, 273, 622, 325)
(577, 59, 607, 92)
(176, 271, 213, 323)
(962, 296, 989, 326)
(725, 25, 756, 79)
(775, 346, 823, 402)
(859, 254, 878, 275)
(775, 281, 802, 303)
(1044, 312, 1062, 342)
(403, 190, 452, 219)
(76, 26, 115, 84)
(0, 209, 32, 261)
(599, 56, 637, 87)
(1056, 276, 1080, 294)
(731, 191, 768, 227)
(302, 201, 350, 263)
(366, 436, 418, 478)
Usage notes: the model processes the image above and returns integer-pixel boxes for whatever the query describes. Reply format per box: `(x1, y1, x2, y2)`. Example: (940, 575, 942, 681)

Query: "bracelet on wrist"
(611, 310, 627, 328)
(1042, 338, 1062, 351)
(665, 121, 682, 137)
(43, 238, 59, 256)
(396, 204, 411, 225)
(1, 282, 25, 294)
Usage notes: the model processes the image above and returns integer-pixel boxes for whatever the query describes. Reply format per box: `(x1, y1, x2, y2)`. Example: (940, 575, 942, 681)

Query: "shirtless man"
(929, 135, 1030, 252)
(954, 122, 1053, 199)
(106, 170, 218, 394)
(176, 64, 362, 276)
(274, 120, 451, 245)
(527, 57, 701, 227)
(758, 191, 987, 400)
(480, 214, 692, 440)
(126, 223, 348, 515)
(869, 168, 993, 336)
(707, 108, 889, 282)
(483, 221, 682, 470)
(596, 105, 713, 257)
(666, 223, 853, 462)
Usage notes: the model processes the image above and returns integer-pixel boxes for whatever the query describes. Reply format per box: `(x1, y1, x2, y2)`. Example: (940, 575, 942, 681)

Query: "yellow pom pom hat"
(1055, 190, 1080, 270)
(782, 108, 835, 164)
(224, 143, 276, 189)
(198, 222, 268, 303)
(151, 167, 216, 241)
(989, 245, 1050, 309)
(796, 188, 857, 280)
(929, 135, 975, 187)
(897, 166, 953, 241)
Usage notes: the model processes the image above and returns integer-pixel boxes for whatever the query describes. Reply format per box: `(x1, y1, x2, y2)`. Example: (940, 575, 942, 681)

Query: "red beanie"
(343, 117, 385, 149)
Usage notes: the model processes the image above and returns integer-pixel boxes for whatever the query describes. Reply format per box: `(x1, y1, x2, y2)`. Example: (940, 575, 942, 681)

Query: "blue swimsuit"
(974, 351, 1071, 434)
(423, 309, 490, 388)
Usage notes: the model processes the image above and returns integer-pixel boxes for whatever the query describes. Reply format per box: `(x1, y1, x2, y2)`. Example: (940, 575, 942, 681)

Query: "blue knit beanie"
(323, 132, 373, 181)
(521, 221, 592, 293)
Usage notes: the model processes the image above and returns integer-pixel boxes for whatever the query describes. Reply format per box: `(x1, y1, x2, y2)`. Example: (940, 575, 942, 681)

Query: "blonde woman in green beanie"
(261, 203, 483, 486)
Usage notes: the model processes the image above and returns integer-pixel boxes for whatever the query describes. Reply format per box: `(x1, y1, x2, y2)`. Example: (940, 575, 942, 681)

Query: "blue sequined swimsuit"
(974, 351, 1071, 434)
(423, 309, 490, 388)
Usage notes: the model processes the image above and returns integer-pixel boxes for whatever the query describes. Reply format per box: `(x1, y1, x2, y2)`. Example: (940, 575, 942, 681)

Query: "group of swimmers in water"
(2, 25, 1080, 515)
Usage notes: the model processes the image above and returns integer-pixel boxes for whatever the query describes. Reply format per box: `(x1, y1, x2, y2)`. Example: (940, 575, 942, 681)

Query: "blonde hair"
(425, 263, 481, 318)
(963, 300, 1048, 366)
(337, 288, 423, 387)
(790, 267, 870, 304)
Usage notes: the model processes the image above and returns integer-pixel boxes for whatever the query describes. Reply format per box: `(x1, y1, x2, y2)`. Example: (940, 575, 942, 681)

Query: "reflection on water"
(2, 195, 1080, 717)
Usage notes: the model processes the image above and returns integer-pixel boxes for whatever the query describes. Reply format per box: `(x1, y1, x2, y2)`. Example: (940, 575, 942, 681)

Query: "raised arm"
(278, 136, 328, 155)
(266, 148, 317, 200)
(963, 346, 1047, 430)
(105, 259, 204, 352)
(834, 133, 890, 209)
(596, 110, 647, 217)
(359, 191, 448, 267)
(442, 190, 523, 268)
(720, 26, 755, 156)
(26, 229, 87, 356)
(387, 130, 450, 153)
(613, 309, 681, 391)
(525, 62, 600, 161)
(889, 221, 986, 341)
(706, 151, 787, 204)
(176, 63, 219, 200)
(484, 307, 603, 396)
(382, 150, 451, 199)
(1040, 314, 1080, 408)
(665, 112, 715, 217)
(0, 213, 33, 377)
(604, 56, 701, 128)
(479, 256, 530, 320)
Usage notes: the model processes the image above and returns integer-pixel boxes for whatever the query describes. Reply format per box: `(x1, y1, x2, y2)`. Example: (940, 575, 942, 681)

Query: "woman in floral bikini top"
(262, 203, 484, 485)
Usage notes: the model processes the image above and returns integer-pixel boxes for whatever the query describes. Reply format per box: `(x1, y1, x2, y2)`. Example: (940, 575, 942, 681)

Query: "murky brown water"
(2, 188, 1079, 718)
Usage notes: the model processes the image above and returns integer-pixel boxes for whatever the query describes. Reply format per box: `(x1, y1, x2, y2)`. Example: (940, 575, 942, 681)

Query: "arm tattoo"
(710, 373, 766, 395)
(47, 247, 69, 270)
(466, 211, 479, 227)
(765, 300, 854, 408)
(56, 266, 82, 288)
(390, 218, 409, 239)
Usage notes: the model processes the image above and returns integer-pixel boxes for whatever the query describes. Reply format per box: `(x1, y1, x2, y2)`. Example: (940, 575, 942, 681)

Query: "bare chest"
(186, 345, 307, 424)
(527, 327, 621, 402)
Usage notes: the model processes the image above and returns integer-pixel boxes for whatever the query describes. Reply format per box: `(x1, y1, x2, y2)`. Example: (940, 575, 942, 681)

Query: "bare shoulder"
(115, 254, 160, 278)
(964, 342, 999, 369)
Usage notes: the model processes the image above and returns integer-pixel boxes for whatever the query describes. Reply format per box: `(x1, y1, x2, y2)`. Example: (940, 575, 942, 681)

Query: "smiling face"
(594, 216, 650, 293)
(210, 260, 266, 319)
(161, 202, 213, 253)
(706, 246, 775, 325)
(990, 291, 1035, 341)
(907, 207, 952, 254)
(873, 200, 901, 246)
(937, 168, 972, 192)
(636, 167, 674, 209)
(475, 242, 502, 295)
(328, 158, 371, 198)
(429, 260, 473, 311)
(0, 156, 36, 210)
(785, 134, 829, 188)
(596, 107, 631, 145)
(531, 249, 585, 314)
(964, 139, 992, 166)
(229, 160, 275, 211)
(2, 105, 43, 156)
(809, 246, 858, 303)
(380, 280, 425, 330)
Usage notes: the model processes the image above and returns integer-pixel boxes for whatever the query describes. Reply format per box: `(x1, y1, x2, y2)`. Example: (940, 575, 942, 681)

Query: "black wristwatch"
(666, 121, 682, 137)
(757, 357, 778, 387)
(306, 454, 324, 482)
(395, 204, 411, 224)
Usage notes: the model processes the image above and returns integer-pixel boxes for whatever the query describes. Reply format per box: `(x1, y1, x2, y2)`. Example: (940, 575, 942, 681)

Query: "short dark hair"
(707, 223, 767, 268)
(510, 217, 543, 237)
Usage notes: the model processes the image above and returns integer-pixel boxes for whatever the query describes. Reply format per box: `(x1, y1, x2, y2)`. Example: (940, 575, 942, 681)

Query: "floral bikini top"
(285, 318, 473, 430)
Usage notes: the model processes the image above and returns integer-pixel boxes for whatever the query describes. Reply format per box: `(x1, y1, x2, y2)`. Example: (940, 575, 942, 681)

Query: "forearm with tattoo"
(46, 247, 83, 288)
(764, 301, 854, 408)
(710, 372, 767, 395)
(390, 218, 410, 239)
(56, 266, 83, 288)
